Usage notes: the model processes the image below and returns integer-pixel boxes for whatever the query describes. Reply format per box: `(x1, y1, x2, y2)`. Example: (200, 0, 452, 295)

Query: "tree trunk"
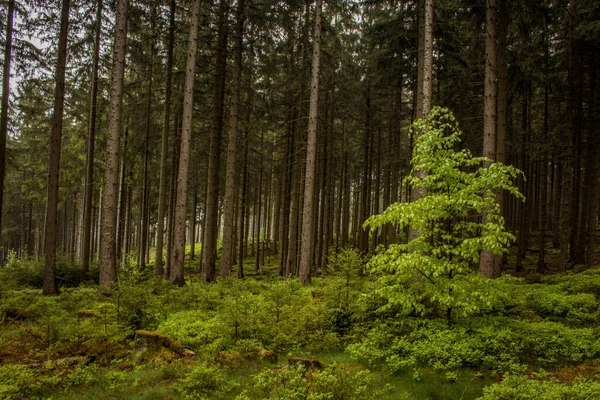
(43, 0, 70, 295)
(538, 42, 549, 273)
(155, 0, 176, 277)
(116, 129, 128, 265)
(81, 0, 102, 280)
(495, 0, 508, 273)
(585, 58, 599, 267)
(170, 0, 202, 286)
(408, 0, 433, 242)
(0, 0, 15, 248)
(221, 0, 246, 278)
(138, 38, 153, 271)
(479, 0, 498, 279)
(99, 0, 129, 288)
(238, 132, 249, 279)
(559, 0, 576, 272)
(298, 0, 323, 286)
(202, 0, 230, 283)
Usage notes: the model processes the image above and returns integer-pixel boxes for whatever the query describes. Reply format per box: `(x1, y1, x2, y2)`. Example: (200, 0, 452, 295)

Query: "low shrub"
(478, 375, 600, 400)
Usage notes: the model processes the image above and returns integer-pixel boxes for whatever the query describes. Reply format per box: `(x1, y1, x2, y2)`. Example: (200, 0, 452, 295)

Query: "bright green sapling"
(364, 107, 524, 321)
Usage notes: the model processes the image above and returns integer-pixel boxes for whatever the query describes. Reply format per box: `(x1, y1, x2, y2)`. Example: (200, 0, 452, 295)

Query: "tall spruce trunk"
(298, 0, 322, 286)
(81, 0, 102, 280)
(479, 0, 498, 278)
(538, 42, 550, 273)
(221, 0, 246, 277)
(585, 57, 599, 266)
(559, 0, 576, 272)
(155, 0, 176, 277)
(238, 131, 249, 279)
(0, 0, 15, 247)
(99, 0, 129, 288)
(171, 0, 202, 286)
(202, 0, 230, 282)
(138, 38, 153, 271)
(409, 0, 433, 241)
(43, 0, 70, 295)
(495, 0, 508, 272)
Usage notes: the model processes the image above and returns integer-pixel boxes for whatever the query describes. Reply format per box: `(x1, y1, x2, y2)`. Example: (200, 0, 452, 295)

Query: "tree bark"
(155, 0, 176, 277)
(238, 131, 249, 279)
(43, 0, 70, 295)
(81, 0, 102, 280)
(0, 0, 15, 249)
(171, 0, 202, 286)
(559, 0, 576, 272)
(408, 0, 433, 242)
(479, 0, 498, 279)
(298, 0, 322, 286)
(138, 32, 154, 271)
(99, 0, 129, 288)
(585, 58, 599, 267)
(202, 0, 230, 283)
(221, 0, 246, 278)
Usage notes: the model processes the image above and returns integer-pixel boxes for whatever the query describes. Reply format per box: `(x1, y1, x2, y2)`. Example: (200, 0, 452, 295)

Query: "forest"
(0, 0, 599, 398)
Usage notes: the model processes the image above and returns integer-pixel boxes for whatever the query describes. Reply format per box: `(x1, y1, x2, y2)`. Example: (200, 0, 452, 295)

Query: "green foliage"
(252, 363, 373, 400)
(0, 364, 40, 399)
(364, 107, 523, 320)
(348, 317, 600, 374)
(173, 362, 234, 400)
(478, 375, 600, 400)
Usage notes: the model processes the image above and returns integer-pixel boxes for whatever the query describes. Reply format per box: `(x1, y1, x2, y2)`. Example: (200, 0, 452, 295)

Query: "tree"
(155, 0, 176, 278)
(479, 0, 498, 278)
(298, 0, 323, 286)
(81, 0, 103, 280)
(99, 0, 129, 288)
(221, 0, 246, 278)
(43, 0, 70, 295)
(365, 107, 523, 320)
(408, 0, 433, 242)
(202, 0, 230, 283)
(0, 0, 15, 246)
(171, 0, 202, 286)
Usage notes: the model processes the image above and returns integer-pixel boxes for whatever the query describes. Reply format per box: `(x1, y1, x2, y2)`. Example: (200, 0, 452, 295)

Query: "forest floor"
(1, 238, 600, 400)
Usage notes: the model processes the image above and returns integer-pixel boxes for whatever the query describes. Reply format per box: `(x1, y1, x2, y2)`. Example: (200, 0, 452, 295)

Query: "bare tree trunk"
(202, 0, 230, 283)
(165, 103, 181, 278)
(479, 0, 498, 279)
(415, 0, 424, 120)
(560, 0, 576, 272)
(99, 0, 129, 288)
(341, 121, 350, 248)
(359, 87, 371, 254)
(189, 185, 198, 260)
(238, 131, 249, 279)
(585, 58, 599, 267)
(116, 129, 128, 265)
(155, 0, 175, 277)
(171, 0, 202, 286)
(278, 109, 294, 275)
(43, 0, 70, 295)
(298, 0, 322, 285)
(495, 0, 507, 273)
(221, 0, 246, 277)
(538, 41, 549, 273)
(408, 0, 433, 242)
(0, 0, 15, 249)
(81, 0, 102, 280)
(139, 37, 154, 271)
(255, 131, 264, 273)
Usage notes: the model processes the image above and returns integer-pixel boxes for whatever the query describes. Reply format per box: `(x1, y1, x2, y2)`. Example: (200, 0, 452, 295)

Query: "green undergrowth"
(1, 254, 600, 399)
